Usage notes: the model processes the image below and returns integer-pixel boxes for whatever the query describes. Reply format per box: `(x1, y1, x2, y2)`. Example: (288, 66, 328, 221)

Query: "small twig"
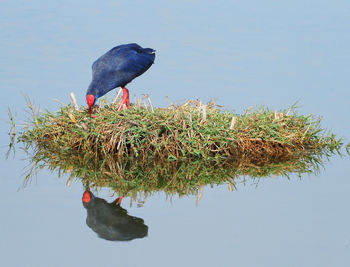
(146, 95, 154, 112)
(67, 113, 77, 123)
(66, 174, 75, 187)
(80, 123, 88, 130)
(274, 111, 284, 120)
(187, 113, 192, 124)
(230, 116, 237, 130)
(117, 138, 124, 150)
(112, 88, 123, 104)
(228, 182, 235, 192)
(137, 98, 141, 108)
(70, 92, 79, 110)
(201, 104, 207, 121)
(199, 185, 204, 201)
(195, 185, 204, 206)
(25, 96, 39, 128)
(8, 108, 16, 135)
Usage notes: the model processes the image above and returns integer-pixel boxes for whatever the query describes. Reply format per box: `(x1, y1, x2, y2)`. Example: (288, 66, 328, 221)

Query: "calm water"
(1, 1, 350, 266)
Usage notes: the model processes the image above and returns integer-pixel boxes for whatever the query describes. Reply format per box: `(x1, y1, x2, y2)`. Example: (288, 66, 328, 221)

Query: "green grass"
(17, 99, 342, 161)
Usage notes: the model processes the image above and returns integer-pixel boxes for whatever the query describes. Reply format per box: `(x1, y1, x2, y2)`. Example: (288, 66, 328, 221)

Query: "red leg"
(117, 92, 126, 111)
(126, 93, 130, 108)
(117, 87, 130, 111)
(124, 87, 130, 109)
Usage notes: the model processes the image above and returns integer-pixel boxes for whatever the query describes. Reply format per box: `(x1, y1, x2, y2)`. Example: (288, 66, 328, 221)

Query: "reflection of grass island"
(23, 146, 335, 198)
(18, 99, 341, 160)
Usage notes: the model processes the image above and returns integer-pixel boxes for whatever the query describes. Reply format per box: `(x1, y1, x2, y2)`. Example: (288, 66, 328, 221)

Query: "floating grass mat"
(17, 98, 342, 160)
(22, 143, 337, 198)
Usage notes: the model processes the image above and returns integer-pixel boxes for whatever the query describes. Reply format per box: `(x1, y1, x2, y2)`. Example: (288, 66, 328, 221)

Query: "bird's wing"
(91, 44, 142, 71)
(116, 49, 155, 77)
(90, 44, 155, 91)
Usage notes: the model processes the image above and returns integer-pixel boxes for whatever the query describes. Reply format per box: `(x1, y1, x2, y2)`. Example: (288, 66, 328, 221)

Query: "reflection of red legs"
(117, 87, 130, 111)
(117, 197, 123, 205)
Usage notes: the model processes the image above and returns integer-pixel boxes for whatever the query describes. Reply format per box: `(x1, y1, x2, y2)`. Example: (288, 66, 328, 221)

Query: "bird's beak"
(86, 94, 95, 118)
(82, 190, 91, 203)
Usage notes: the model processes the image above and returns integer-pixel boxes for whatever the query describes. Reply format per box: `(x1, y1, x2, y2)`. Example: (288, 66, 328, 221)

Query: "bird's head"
(86, 94, 95, 117)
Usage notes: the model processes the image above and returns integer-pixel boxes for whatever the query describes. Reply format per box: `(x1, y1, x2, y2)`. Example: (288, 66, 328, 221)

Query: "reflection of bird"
(82, 190, 148, 241)
(86, 43, 156, 117)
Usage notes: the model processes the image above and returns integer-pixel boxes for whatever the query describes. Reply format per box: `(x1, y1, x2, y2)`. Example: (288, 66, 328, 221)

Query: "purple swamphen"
(86, 43, 156, 117)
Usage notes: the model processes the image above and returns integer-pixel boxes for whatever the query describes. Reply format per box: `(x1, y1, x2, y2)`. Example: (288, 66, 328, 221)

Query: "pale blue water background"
(1, 1, 350, 266)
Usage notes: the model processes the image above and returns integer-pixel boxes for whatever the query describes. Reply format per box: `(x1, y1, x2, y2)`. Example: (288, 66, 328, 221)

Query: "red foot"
(117, 87, 130, 111)
(117, 197, 123, 205)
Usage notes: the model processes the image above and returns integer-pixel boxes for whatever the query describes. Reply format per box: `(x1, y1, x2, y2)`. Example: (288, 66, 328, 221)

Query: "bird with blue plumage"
(86, 43, 156, 117)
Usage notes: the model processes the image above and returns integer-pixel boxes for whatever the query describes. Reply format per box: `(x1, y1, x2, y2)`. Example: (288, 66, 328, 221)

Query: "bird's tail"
(143, 48, 156, 54)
